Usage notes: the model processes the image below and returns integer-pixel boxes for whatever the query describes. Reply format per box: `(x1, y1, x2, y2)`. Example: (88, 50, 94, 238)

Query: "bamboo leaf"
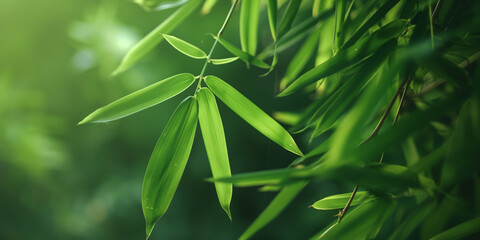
(280, 27, 321, 90)
(197, 88, 232, 219)
(205, 75, 303, 156)
(388, 200, 435, 240)
(142, 96, 198, 239)
(79, 73, 195, 124)
(216, 36, 270, 69)
(342, 0, 401, 49)
(239, 181, 308, 240)
(240, 0, 260, 55)
(267, 0, 278, 41)
(210, 57, 239, 65)
(112, 0, 202, 75)
(430, 217, 480, 240)
(310, 191, 370, 210)
(310, 199, 395, 240)
(163, 34, 207, 59)
(277, 0, 303, 39)
(278, 19, 409, 97)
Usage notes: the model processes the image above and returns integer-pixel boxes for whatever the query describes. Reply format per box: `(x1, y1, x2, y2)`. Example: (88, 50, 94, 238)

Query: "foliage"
(78, 0, 480, 239)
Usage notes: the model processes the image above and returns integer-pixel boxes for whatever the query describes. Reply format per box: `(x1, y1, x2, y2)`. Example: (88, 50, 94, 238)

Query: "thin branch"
(194, 0, 239, 94)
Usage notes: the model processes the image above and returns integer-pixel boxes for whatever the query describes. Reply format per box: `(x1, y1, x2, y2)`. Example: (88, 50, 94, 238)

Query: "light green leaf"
(431, 217, 480, 240)
(216, 36, 270, 69)
(310, 199, 395, 240)
(239, 181, 308, 240)
(204, 75, 303, 156)
(142, 96, 198, 239)
(163, 34, 207, 59)
(267, 0, 278, 41)
(79, 73, 195, 124)
(112, 0, 202, 75)
(201, 0, 218, 15)
(210, 57, 239, 65)
(197, 88, 232, 220)
(240, 0, 260, 55)
(278, 19, 408, 97)
(277, 0, 303, 39)
(310, 191, 370, 210)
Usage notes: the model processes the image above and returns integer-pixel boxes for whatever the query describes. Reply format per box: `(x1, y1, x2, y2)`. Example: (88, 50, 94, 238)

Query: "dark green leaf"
(142, 96, 198, 239)
(277, 0, 303, 39)
(205, 75, 303, 156)
(239, 181, 308, 240)
(278, 19, 408, 97)
(430, 217, 480, 240)
(112, 0, 202, 75)
(197, 88, 232, 219)
(388, 200, 436, 240)
(163, 34, 206, 59)
(79, 73, 195, 124)
(310, 191, 371, 210)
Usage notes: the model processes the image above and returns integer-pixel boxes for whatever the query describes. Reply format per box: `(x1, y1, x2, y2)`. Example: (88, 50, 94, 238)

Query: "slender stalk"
(194, 0, 239, 94)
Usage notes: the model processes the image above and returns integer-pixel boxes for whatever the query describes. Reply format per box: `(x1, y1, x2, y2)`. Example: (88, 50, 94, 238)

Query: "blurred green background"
(0, 1, 342, 239)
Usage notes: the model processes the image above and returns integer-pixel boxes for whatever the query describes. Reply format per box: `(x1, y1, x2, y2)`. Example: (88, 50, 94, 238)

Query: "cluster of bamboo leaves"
(80, 0, 480, 239)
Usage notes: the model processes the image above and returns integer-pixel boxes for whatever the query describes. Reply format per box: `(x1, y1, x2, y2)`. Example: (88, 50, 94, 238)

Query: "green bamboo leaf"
(112, 0, 202, 75)
(430, 217, 480, 240)
(311, 39, 397, 137)
(310, 191, 370, 210)
(201, 0, 218, 15)
(163, 34, 207, 59)
(267, 0, 278, 41)
(216, 36, 270, 69)
(280, 27, 321, 90)
(240, 0, 260, 55)
(333, 0, 347, 52)
(210, 57, 239, 65)
(197, 88, 232, 219)
(79, 73, 195, 124)
(277, 0, 303, 39)
(142, 96, 198, 239)
(310, 199, 395, 240)
(204, 75, 303, 156)
(278, 19, 408, 97)
(342, 0, 401, 49)
(239, 181, 308, 240)
(388, 200, 435, 240)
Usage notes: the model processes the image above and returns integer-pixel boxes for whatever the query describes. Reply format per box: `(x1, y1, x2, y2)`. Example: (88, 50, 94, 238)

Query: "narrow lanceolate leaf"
(342, 0, 400, 49)
(205, 75, 303, 156)
(310, 191, 370, 210)
(277, 0, 303, 39)
(239, 181, 308, 240)
(278, 19, 409, 97)
(210, 57, 239, 65)
(216, 36, 270, 69)
(142, 97, 198, 239)
(280, 27, 321, 90)
(267, 0, 278, 41)
(112, 0, 201, 75)
(197, 88, 232, 219)
(79, 73, 195, 124)
(310, 199, 395, 240)
(430, 217, 480, 240)
(240, 0, 260, 55)
(163, 34, 207, 59)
